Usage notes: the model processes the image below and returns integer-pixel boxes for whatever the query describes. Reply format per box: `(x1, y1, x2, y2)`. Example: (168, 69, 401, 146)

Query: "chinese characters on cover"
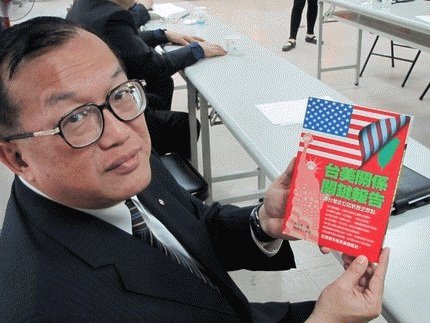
(282, 97, 413, 262)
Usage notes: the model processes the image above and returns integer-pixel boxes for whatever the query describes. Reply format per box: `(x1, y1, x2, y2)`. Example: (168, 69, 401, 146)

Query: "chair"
(160, 152, 209, 201)
(360, 35, 428, 100)
(420, 82, 430, 101)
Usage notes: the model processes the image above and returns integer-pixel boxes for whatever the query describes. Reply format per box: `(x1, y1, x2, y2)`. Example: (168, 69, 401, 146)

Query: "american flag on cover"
(299, 97, 411, 167)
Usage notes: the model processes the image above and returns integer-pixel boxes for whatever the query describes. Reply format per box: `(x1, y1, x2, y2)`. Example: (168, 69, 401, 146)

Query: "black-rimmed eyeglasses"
(1, 80, 147, 148)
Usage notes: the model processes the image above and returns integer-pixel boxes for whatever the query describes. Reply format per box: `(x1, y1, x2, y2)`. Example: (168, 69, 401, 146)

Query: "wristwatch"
(250, 204, 276, 242)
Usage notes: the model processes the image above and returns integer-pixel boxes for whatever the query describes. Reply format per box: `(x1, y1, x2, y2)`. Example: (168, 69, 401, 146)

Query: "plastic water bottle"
(195, 7, 206, 24)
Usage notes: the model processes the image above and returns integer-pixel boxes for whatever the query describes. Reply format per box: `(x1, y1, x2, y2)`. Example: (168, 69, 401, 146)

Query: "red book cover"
(282, 97, 413, 262)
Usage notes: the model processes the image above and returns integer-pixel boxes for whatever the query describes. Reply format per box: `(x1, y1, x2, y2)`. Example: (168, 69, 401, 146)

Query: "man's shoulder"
(67, 0, 132, 25)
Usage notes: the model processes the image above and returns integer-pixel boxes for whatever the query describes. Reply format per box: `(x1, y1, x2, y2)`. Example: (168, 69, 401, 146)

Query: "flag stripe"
(301, 98, 409, 167)
(353, 105, 401, 118)
(299, 142, 362, 160)
(298, 147, 362, 166)
(301, 131, 359, 148)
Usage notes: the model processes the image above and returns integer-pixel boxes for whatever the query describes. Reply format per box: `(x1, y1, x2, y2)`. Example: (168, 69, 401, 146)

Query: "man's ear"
(0, 142, 29, 175)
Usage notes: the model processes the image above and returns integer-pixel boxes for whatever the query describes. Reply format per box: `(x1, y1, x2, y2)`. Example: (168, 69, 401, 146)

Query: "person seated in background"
(0, 17, 389, 323)
(1, 0, 11, 32)
(67, 0, 226, 160)
(67, 0, 226, 111)
(129, 0, 153, 26)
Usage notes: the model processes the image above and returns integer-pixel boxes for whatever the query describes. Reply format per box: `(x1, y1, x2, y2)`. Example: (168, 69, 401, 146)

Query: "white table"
(148, 12, 350, 203)
(316, 0, 430, 84)
(149, 7, 430, 322)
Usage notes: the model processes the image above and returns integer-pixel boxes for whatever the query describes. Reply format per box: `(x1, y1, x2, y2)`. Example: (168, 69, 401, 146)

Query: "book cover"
(282, 97, 413, 262)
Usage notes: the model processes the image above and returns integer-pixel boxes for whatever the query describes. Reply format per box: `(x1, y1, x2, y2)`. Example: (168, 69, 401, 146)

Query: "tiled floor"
(168, 0, 429, 321)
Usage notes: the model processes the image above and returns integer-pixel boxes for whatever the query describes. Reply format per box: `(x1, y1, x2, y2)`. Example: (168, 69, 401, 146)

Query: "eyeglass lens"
(60, 81, 146, 148)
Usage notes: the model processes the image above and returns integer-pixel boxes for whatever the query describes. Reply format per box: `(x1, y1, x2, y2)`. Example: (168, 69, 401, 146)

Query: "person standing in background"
(1, 0, 11, 31)
(282, 0, 319, 52)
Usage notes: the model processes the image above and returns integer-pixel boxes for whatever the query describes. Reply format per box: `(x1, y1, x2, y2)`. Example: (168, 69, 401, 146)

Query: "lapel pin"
(158, 199, 165, 206)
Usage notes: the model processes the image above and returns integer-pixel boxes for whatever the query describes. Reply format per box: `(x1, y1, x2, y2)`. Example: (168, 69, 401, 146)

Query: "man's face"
(4, 30, 152, 208)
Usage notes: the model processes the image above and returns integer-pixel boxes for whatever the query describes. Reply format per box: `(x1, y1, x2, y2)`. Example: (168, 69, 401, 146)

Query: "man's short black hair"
(0, 17, 80, 137)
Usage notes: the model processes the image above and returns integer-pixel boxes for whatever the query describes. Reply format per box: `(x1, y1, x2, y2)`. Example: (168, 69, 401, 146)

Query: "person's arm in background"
(104, 11, 225, 81)
(129, 2, 151, 27)
(129, 0, 159, 28)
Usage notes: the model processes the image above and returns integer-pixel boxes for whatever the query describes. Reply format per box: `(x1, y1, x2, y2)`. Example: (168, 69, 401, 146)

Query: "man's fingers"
(368, 248, 390, 294)
(338, 255, 369, 289)
(342, 253, 354, 264)
(319, 246, 331, 255)
(277, 157, 296, 187)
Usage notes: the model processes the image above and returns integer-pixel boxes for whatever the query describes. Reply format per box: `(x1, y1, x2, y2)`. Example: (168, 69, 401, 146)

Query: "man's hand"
(164, 31, 227, 57)
(165, 31, 204, 46)
(306, 248, 390, 323)
(258, 158, 297, 240)
(197, 41, 227, 57)
(342, 253, 376, 290)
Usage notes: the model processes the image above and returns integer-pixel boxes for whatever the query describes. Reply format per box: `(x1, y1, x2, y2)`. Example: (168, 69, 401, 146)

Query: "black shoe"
(305, 35, 319, 44)
(282, 41, 296, 52)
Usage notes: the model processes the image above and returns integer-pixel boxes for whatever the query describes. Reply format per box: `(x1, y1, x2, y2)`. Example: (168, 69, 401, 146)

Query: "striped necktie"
(125, 199, 218, 291)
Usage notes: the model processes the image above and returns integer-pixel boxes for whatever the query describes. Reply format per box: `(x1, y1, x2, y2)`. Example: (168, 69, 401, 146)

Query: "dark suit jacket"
(66, 0, 199, 83)
(129, 3, 151, 27)
(0, 154, 296, 322)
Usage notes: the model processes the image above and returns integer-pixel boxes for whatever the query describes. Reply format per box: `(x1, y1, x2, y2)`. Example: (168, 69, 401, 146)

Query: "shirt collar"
(18, 177, 133, 234)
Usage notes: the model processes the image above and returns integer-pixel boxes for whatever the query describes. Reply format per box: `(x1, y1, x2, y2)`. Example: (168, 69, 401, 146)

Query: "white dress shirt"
(19, 177, 282, 259)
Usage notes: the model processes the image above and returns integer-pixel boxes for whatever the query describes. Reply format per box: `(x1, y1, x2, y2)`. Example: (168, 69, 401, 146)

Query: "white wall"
(0, 162, 15, 229)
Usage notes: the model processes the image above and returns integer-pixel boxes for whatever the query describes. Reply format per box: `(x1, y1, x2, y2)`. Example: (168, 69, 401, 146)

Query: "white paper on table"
(256, 97, 333, 125)
(150, 3, 187, 19)
(416, 15, 430, 23)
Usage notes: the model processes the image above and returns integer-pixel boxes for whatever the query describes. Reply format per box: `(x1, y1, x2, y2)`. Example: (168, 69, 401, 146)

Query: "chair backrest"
(160, 152, 208, 201)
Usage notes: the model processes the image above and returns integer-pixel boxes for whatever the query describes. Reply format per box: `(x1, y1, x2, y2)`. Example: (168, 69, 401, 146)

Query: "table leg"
(355, 29, 363, 86)
(317, 0, 324, 80)
(257, 167, 266, 191)
(198, 93, 213, 204)
(187, 80, 199, 169)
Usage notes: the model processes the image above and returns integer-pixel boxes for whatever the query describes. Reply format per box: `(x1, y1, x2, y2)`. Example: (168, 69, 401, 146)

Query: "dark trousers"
(283, 301, 316, 322)
(144, 83, 200, 160)
(144, 76, 175, 111)
(253, 300, 315, 323)
(145, 108, 200, 160)
(289, 0, 318, 40)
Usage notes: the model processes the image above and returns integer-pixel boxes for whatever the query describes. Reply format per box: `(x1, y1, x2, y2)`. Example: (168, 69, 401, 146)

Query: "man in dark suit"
(0, 17, 389, 323)
(67, 0, 226, 110)
(67, 0, 226, 160)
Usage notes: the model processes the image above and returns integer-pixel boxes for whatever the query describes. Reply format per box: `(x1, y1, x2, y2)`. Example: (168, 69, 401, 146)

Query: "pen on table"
(181, 13, 190, 19)
(392, 0, 415, 4)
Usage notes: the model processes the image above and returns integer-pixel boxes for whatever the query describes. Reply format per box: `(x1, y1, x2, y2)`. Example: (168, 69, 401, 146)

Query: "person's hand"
(165, 31, 204, 46)
(319, 246, 332, 255)
(257, 158, 297, 240)
(137, 0, 154, 10)
(342, 253, 376, 290)
(197, 41, 227, 57)
(306, 248, 390, 323)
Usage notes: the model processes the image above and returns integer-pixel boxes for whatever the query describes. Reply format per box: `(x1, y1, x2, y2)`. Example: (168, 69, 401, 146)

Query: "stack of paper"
(150, 3, 187, 19)
(256, 97, 332, 125)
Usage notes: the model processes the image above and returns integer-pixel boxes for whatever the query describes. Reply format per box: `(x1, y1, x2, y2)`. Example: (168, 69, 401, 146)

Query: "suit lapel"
(13, 179, 242, 318)
(136, 157, 252, 319)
